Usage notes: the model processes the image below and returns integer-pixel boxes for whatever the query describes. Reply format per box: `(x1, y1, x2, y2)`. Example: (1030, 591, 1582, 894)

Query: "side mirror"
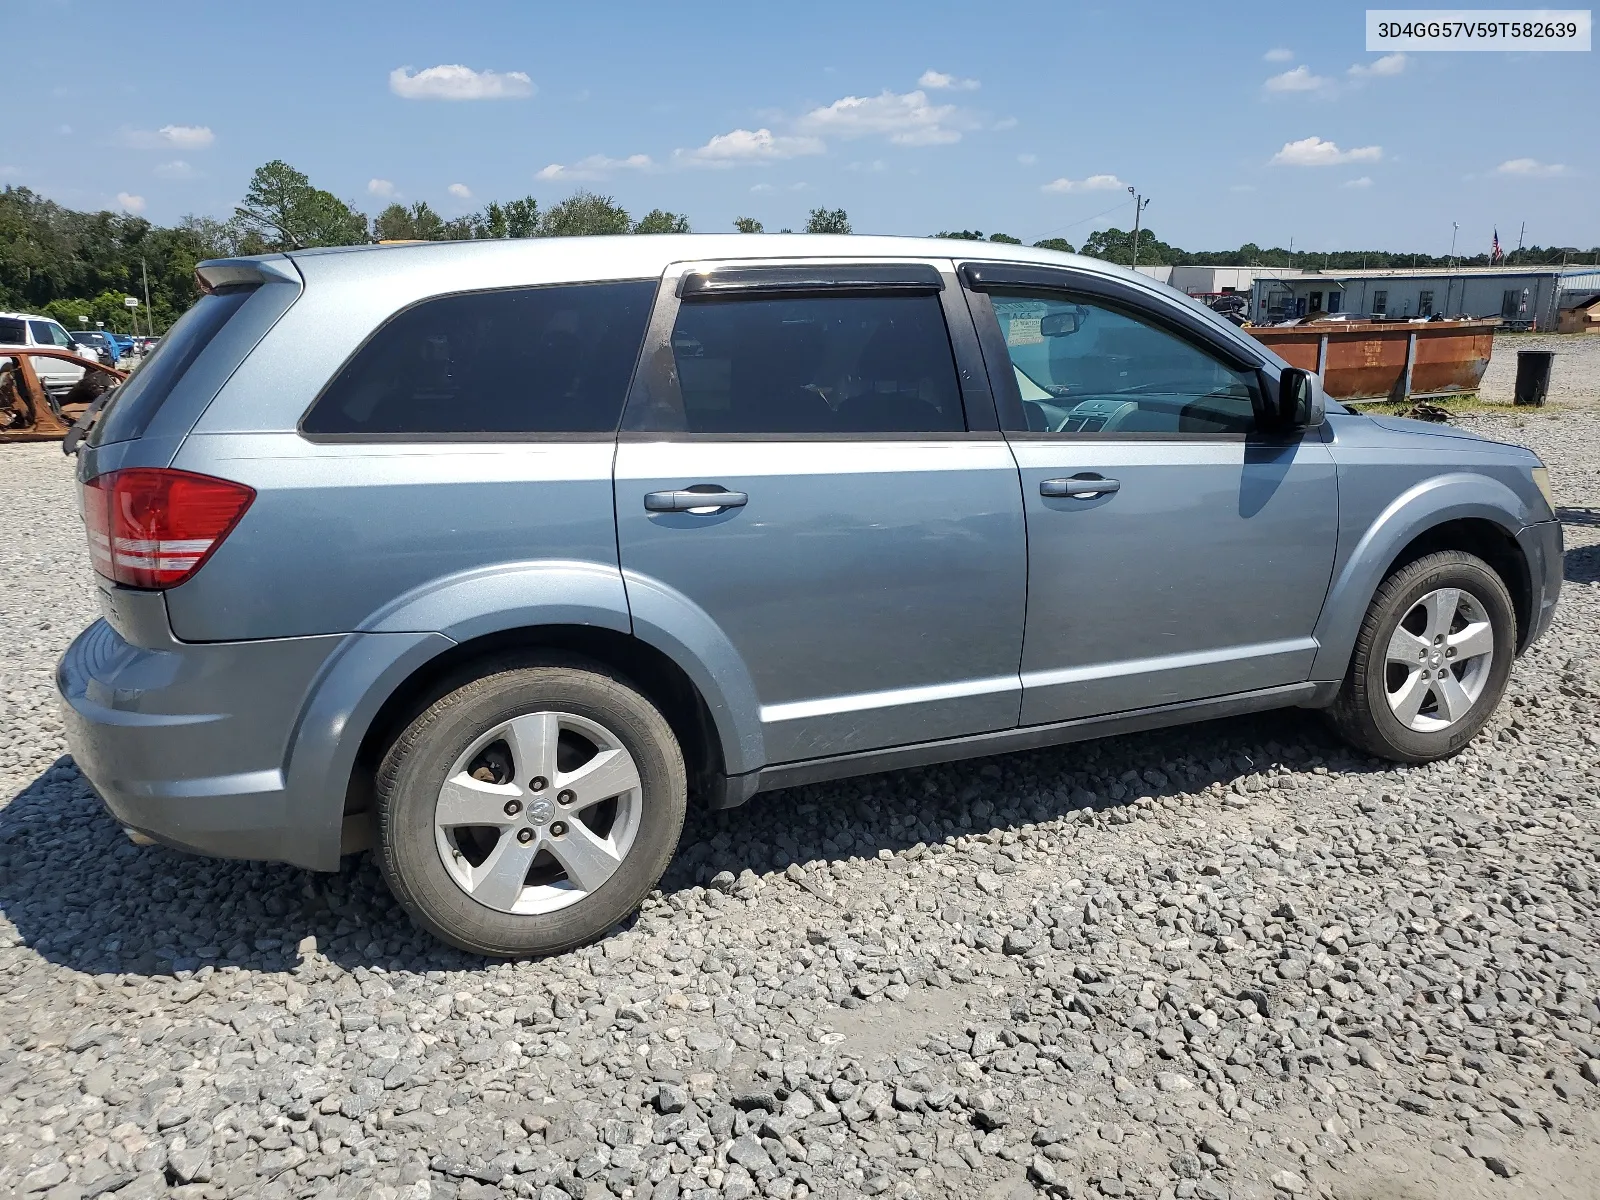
(1040, 307, 1085, 337)
(1269, 367, 1325, 431)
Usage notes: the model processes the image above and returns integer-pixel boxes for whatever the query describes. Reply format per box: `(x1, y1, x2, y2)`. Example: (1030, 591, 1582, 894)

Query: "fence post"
(1401, 331, 1417, 400)
(1316, 334, 1329, 378)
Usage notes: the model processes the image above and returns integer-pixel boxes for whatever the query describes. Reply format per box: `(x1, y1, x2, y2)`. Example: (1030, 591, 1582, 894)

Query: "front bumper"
(1516, 518, 1562, 652)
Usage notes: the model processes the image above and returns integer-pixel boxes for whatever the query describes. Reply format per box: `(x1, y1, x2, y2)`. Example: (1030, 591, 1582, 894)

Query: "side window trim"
(621, 259, 995, 440)
(961, 273, 1266, 439)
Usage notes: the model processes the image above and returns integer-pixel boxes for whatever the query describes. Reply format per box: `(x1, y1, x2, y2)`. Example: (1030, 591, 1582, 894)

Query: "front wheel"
(375, 658, 686, 957)
(1329, 550, 1516, 763)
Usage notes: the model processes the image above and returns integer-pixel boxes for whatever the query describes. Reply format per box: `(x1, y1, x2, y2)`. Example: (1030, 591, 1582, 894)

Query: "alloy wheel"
(1383, 587, 1496, 733)
(433, 710, 642, 914)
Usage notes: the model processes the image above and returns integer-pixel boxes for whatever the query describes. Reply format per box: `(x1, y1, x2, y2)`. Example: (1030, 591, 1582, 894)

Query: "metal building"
(1248, 265, 1600, 329)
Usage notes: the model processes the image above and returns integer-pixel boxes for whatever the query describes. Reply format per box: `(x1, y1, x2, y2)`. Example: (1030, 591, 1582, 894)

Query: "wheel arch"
(1311, 473, 1536, 682)
(346, 625, 733, 824)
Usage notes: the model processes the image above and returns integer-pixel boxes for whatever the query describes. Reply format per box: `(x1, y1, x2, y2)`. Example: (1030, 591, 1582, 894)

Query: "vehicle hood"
(1365, 415, 1491, 443)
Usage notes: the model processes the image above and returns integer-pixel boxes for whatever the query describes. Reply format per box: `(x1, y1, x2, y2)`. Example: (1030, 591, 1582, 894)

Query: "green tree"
(936, 230, 985, 240)
(634, 209, 690, 234)
(1080, 225, 1178, 266)
(733, 216, 764, 233)
(503, 197, 539, 238)
(233, 160, 368, 250)
(540, 191, 631, 237)
(805, 207, 851, 235)
(987, 232, 1022, 244)
(1032, 237, 1076, 254)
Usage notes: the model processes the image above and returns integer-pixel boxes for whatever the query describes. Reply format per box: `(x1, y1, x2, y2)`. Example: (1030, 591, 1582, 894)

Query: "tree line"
(2, 158, 1594, 331)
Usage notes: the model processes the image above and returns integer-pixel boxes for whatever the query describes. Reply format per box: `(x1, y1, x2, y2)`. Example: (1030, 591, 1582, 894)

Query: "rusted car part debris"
(0, 349, 126, 443)
(1246, 319, 1498, 402)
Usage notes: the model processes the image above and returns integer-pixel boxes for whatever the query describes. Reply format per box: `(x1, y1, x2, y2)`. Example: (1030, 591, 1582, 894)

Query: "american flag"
(1491, 228, 1504, 264)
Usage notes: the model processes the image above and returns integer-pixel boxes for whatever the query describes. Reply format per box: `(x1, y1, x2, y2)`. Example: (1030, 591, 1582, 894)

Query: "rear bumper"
(1517, 518, 1562, 652)
(57, 601, 449, 871)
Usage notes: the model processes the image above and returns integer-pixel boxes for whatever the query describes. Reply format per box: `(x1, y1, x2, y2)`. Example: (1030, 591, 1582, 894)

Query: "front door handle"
(644, 488, 749, 513)
(1041, 475, 1121, 499)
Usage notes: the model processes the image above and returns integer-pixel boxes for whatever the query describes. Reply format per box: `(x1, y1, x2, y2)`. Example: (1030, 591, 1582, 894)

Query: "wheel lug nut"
(558, 789, 576, 806)
(503, 799, 522, 816)
(530, 776, 548, 791)
(550, 822, 567, 837)
(517, 828, 534, 844)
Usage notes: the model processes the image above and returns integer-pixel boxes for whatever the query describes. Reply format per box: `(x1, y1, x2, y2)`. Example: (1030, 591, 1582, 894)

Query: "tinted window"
(639, 293, 964, 435)
(89, 287, 253, 447)
(303, 281, 655, 437)
(0, 318, 24, 345)
(991, 292, 1258, 435)
(29, 320, 72, 348)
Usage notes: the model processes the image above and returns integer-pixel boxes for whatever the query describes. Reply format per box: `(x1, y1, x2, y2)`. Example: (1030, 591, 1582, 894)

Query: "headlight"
(1530, 466, 1555, 513)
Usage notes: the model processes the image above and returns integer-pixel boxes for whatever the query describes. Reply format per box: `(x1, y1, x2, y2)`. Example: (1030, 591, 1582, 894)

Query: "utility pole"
(141, 259, 153, 337)
(1127, 186, 1151, 268)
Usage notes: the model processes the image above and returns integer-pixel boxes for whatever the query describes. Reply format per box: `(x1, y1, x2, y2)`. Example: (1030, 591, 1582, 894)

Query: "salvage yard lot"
(2, 396, 1600, 1200)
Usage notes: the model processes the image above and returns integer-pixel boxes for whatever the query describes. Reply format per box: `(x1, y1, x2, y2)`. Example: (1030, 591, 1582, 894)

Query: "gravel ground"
(3, 415, 1600, 1200)
(1478, 334, 1599, 408)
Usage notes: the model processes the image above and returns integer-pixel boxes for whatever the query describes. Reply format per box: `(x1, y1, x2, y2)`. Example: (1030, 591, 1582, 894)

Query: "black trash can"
(1514, 350, 1555, 406)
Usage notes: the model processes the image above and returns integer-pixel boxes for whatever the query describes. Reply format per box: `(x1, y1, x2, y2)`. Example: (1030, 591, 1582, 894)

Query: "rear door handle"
(1041, 475, 1121, 499)
(644, 488, 749, 513)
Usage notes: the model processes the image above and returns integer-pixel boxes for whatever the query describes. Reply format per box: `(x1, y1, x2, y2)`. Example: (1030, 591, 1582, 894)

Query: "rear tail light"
(82, 468, 254, 589)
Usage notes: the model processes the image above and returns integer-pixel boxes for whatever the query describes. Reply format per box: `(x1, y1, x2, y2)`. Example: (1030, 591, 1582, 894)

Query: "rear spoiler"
(194, 256, 301, 293)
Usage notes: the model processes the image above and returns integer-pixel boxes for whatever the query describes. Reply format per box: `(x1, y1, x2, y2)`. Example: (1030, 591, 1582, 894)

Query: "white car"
(0, 312, 94, 395)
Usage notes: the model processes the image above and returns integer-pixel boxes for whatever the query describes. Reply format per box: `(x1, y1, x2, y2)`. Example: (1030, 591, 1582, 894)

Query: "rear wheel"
(1329, 550, 1515, 762)
(375, 658, 686, 956)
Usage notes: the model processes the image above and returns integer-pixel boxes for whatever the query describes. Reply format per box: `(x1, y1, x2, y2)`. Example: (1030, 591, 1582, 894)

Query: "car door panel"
(1011, 436, 1336, 722)
(615, 438, 1026, 762)
(960, 269, 1340, 725)
(613, 259, 1027, 767)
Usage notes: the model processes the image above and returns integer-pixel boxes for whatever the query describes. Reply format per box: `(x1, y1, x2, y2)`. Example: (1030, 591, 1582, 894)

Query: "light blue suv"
(57, 236, 1562, 955)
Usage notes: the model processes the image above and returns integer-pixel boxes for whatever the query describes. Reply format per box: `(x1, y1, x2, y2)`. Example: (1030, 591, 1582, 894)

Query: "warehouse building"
(1248, 265, 1600, 328)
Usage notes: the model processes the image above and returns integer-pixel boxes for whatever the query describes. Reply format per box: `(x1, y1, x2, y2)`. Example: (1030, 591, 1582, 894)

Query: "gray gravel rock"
(4, 409, 1600, 1199)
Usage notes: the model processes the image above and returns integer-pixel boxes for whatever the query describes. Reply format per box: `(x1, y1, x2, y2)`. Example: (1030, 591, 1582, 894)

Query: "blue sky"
(8, 1, 1595, 255)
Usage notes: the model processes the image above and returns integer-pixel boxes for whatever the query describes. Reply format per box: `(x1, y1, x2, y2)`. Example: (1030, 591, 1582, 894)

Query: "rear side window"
(302, 281, 655, 437)
(89, 287, 254, 447)
(636, 293, 964, 435)
(0, 318, 25, 344)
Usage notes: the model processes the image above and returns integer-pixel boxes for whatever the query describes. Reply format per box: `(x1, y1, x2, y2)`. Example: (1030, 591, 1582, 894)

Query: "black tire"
(1329, 550, 1515, 763)
(375, 655, 686, 957)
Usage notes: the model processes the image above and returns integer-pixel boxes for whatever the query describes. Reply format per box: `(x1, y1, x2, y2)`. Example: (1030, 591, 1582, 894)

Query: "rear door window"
(89, 286, 255, 447)
(634, 292, 965, 435)
(302, 281, 655, 437)
(0, 318, 26, 344)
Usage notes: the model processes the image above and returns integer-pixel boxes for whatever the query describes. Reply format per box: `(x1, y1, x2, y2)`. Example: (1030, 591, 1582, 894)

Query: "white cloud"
(367, 178, 397, 197)
(160, 124, 213, 148)
(991, 116, 1019, 131)
(677, 128, 825, 166)
(797, 88, 972, 146)
(1342, 176, 1374, 188)
(1017, 153, 1037, 166)
(116, 192, 145, 213)
(389, 65, 534, 101)
(1264, 65, 1332, 93)
(749, 182, 774, 193)
(918, 69, 979, 91)
(1495, 157, 1568, 177)
(1270, 136, 1382, 166)
(846, 160, 887, 173)
(536, 153, 653, 181)
(447, 182, 472, 199)
(1229, 184, 1258, 193)
(1041, 173, 1126, 193)
(123, 124, 215, 150)
(1348, 52, 1407, 77)
(153, 160, 197, 180)
(1264, 47, 1295, 62)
